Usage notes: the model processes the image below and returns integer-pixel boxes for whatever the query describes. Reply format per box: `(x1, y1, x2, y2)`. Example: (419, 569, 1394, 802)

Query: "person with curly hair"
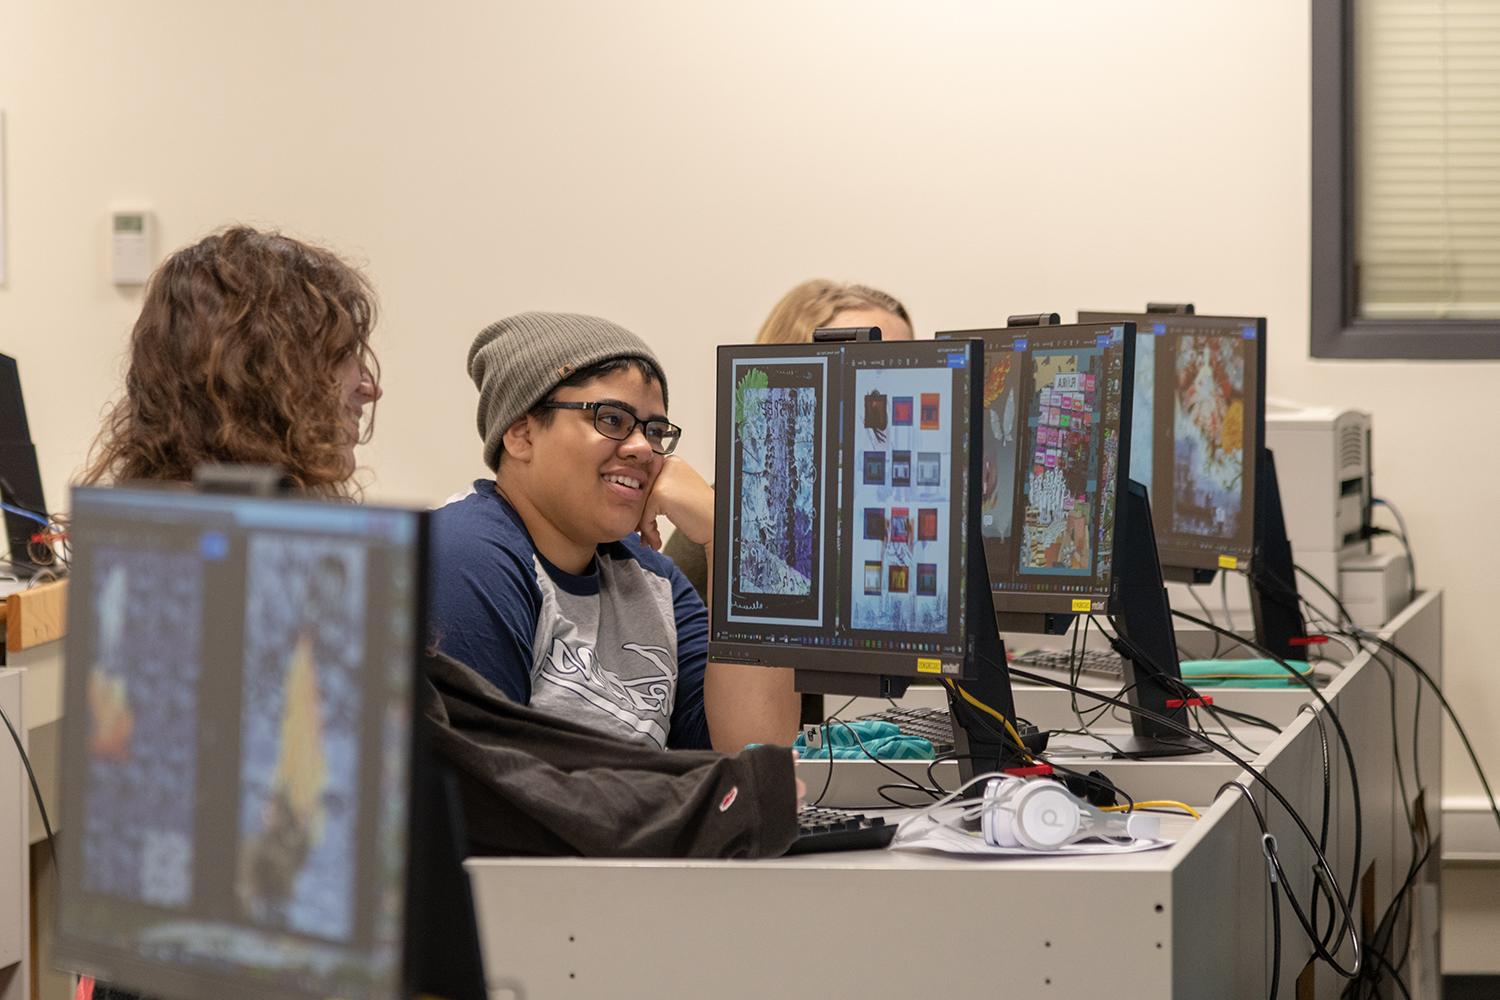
(77, 227, 799, 857)
(80, 227, 381, 494)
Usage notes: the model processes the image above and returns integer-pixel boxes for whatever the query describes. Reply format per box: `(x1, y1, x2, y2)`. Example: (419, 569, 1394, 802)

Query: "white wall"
(1, 1, 1495, 802)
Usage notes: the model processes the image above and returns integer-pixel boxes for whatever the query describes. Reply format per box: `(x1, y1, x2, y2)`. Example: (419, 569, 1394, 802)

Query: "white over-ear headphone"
(981, 777, 1161, 850)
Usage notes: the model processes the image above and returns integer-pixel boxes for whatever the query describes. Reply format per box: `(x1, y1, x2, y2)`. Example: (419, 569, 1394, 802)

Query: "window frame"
(1310, 0, 1500, 360)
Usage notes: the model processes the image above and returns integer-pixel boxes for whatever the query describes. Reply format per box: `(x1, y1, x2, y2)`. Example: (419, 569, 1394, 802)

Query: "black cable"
(1206, 702, 1283, 735)
(925, 751, 955, 795)
(1186, 582, 1224, 657)
(1288, 562, 1350, 629)
(1371, 497, 1416, 605)
(1268, 839, 1283, 1000)
(1008, 663, 1362, 978)
(1256, 560, 1450, 993)
(808, 695, 857, 807)
(1190, 700, 1262, 758)
(1354, 839, 1434, 1000)
(824, 715, 944, 805)
(1246, 559, 1444, 996)
(873, 782, 938, 807)
(1223, 780, 1285, 1000)
(943, 677, 1032, 760)
(1290, 561, 1500, 839)
(1365, 948, 1414, 1000)
(1373, 649, 1420, 862)
(1167, 605, 1362, 953)
(1029, 754, 1137, 814)
(919, 749, 1142, 819)
(1409, 678, 1424, 799)
(1097, 613, 1271, 757)
(1220, 570, 1236, 635)
(1230, 779, 1362, 977)
(1298, 704, 1336, 952)
(1168, 604, 1364, 932)
(0, 702, 59, 875)
(1067, 615, 1091, 735)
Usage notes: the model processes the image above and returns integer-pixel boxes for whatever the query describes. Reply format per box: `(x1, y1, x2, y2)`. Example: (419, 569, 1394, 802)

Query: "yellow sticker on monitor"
(1071, 598, 1092, 612)
(917, 658, 942, 674)
(1218, 555, 1238, 570)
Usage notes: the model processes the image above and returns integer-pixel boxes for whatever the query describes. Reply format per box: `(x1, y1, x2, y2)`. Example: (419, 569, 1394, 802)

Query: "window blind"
(1355, 0, 1500, 319)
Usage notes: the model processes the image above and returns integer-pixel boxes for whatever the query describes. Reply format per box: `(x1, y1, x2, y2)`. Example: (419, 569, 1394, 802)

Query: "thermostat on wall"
(111, 209, 155, 286)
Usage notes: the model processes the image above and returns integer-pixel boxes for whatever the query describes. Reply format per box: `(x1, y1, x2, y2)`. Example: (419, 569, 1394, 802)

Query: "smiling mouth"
(603, 472, 644, 492)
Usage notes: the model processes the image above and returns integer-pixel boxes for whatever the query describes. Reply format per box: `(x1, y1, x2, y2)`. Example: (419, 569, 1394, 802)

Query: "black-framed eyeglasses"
(537, 400, 682, 455)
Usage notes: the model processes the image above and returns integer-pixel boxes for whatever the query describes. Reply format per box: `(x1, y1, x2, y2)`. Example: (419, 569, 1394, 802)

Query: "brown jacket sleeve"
(420, 651, 798, 859)
(661, 527, 709, 602)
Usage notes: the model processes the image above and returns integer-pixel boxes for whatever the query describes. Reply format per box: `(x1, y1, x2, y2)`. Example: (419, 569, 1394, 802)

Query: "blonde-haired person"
(662, 279, 912, 596)
(754, 278, 913, 345)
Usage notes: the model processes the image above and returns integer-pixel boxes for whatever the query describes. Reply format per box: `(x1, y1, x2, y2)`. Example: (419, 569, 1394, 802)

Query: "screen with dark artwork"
(711, 339, 984, 685)
(722, 356, 827, 625)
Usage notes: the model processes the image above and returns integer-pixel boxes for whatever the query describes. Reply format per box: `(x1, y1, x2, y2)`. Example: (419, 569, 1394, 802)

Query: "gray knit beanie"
(468, 311, 669, 470)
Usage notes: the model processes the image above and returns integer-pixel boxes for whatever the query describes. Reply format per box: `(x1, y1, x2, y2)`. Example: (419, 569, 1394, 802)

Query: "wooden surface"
(4, 582, 66, 653)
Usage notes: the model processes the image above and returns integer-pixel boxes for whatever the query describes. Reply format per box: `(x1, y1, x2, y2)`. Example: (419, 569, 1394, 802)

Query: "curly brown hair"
(81, 227, 379, 495)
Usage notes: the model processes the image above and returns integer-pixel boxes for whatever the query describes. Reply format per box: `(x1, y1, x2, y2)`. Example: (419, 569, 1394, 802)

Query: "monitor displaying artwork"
(56, 486, 431, 1000)
(1078, 311, 1266, 579)
(935, 322, 1134, 627)
(710, 339, 984, 685)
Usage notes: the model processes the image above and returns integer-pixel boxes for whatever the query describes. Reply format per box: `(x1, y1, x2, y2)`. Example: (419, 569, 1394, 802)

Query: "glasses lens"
(644, 421, 680, 455)
(591, 403, 632, 441)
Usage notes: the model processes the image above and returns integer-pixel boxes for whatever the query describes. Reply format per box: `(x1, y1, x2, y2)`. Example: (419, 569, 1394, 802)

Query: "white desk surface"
(466, 591, 1443, 1000)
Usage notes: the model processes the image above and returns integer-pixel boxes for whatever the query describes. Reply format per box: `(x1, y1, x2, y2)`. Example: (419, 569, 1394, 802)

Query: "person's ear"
(501, 415, 536, 462)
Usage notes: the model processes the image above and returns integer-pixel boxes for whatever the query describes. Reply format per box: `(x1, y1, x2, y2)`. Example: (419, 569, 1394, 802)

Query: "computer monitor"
(710, 337, 987, 688)
(1078, 311, 1266, 584)
(935, 322, 1134, 635)
(934, 321, 1202, 756)
(1079, 309, 1307, 658)
(708, 338, 1031, 769)
(55, 484, 481, 1000)
(0, 352, 56, 576)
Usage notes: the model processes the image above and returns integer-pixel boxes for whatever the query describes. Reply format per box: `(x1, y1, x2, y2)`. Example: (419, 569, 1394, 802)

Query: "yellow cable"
(1101, 800, 1201, 820)
(943, 679, 1031, 759)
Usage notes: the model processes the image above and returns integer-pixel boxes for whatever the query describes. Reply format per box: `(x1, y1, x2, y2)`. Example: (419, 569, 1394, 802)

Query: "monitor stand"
(953, 536, 1046, 784)
(0, 453, 60, 579)
(1248, 449, 1309, 662)
(1110, 480, 1208, 759)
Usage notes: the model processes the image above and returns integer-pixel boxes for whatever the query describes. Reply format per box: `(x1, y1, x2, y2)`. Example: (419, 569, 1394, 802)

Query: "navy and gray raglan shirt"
(428, 480, 711, 751)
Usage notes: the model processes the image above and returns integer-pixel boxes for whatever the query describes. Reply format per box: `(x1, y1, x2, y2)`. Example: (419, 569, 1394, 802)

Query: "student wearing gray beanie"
(429, 312, 799, 753)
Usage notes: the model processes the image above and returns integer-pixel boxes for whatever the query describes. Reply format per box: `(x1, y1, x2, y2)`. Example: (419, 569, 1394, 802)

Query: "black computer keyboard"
(1010, 648, 1127, 679)
(855, 705, 954, 754)
(784, 807, 897, 855)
